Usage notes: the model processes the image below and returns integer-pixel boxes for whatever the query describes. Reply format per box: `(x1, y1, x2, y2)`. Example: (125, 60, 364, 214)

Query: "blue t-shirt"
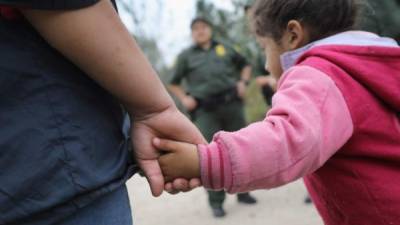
(0, 1, 137, 225)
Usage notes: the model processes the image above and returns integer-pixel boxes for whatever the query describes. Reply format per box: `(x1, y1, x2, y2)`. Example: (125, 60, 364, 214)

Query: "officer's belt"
(195, 87, 240, 111)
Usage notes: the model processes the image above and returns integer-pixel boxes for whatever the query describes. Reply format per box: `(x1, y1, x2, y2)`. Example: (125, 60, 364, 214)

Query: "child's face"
(259, 37, 286, 79)
(259, 20, 310, 79)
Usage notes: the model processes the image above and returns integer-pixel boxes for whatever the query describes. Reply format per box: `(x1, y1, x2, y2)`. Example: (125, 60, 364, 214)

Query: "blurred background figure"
(243, 2, 276, 107)
(359, 0, 400, 43)
(168, 17, 257, 218)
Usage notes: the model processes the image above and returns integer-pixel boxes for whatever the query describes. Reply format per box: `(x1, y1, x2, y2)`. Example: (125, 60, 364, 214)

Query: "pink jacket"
(198, 31, 400, 224)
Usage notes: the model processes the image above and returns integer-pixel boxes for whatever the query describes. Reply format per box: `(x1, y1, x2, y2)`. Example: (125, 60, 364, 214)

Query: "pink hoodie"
(198, 31, 400, 224)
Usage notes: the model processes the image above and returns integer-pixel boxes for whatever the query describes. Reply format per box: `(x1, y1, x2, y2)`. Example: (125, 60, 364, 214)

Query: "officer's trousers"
(192, 100, 248, 208)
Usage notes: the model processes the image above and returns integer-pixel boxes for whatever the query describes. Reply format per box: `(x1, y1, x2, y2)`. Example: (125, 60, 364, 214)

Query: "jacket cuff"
(198, 141, 232, 191)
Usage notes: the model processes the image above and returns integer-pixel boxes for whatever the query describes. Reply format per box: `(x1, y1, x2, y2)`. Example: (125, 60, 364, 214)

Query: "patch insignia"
(215, 44, 226, 57)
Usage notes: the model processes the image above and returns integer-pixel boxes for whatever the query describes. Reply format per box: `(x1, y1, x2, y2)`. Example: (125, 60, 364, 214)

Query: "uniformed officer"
(169, 17, 257, 218)
(0, 1, 204, 225)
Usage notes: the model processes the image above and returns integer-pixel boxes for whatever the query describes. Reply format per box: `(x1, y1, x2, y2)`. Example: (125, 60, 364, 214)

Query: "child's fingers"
(152, 138, 180, 153)
(173, 179, 190, 192)
(164, 182, 179, 195)
(189, 178, 202, 189)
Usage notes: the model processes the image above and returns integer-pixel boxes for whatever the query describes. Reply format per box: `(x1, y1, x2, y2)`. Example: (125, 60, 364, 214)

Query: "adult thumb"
(139, 159, 164, 197)
(152, 138, 179, 153)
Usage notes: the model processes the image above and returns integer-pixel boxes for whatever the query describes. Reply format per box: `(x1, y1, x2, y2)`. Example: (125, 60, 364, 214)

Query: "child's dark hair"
(251, 0, 363, 42)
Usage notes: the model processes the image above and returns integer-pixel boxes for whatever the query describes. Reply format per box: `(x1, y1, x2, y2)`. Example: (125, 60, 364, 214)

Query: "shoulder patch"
(215, 44, 226, 57)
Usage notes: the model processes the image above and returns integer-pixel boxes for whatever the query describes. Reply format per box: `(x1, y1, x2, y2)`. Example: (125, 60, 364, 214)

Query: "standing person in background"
(0, 1, 204, 225)
(243, 3, 276, 107)
(168, 17, 257, 218)
(253, 44, 276, 107)
(359, 0, 400, 43)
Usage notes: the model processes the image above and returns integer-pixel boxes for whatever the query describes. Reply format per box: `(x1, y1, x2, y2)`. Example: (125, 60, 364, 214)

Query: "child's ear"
(285, 20, 310, 50)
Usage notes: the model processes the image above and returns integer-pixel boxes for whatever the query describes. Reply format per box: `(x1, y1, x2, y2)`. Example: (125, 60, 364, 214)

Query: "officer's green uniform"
(359, 0, 400, 42)
(171, 40, 249, 208)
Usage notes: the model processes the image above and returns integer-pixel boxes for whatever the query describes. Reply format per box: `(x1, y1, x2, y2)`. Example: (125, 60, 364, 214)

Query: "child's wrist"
(197, 141, 233, 191)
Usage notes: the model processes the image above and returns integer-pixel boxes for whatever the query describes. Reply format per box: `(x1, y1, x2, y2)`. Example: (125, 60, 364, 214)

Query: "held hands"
(132, 106, 205, 197)
(153, 138, 201, 182)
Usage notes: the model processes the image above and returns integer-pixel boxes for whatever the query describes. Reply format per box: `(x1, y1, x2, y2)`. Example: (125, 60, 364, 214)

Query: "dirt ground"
(126, 175, 324, 225)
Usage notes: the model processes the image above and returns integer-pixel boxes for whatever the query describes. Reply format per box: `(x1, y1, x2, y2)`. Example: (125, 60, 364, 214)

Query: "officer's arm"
(168, 53, 189, 101)
(231, 47, 252, 84)
(169, 85, 188, 102)
(240, 65, 252, 84)
(20, 0, 174, 118)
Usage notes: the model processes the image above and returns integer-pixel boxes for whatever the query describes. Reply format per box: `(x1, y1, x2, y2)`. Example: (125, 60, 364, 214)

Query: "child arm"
(200, 66, 354, 193)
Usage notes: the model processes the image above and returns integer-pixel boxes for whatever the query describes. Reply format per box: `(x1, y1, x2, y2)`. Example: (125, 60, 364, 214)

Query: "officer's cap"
(190, 17, 213, 29)
(244, 4, 252, 11)
(244, 0, 255, 11)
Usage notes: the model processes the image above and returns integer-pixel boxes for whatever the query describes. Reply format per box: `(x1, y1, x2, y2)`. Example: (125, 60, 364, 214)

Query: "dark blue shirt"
(0, 1, 137, 224)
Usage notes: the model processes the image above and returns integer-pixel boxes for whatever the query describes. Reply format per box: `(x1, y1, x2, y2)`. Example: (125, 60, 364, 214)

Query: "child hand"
(153, 138, 201, 183)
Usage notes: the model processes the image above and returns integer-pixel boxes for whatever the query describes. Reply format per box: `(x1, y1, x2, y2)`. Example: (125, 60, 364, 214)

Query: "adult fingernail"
(153, 138, 160, 145)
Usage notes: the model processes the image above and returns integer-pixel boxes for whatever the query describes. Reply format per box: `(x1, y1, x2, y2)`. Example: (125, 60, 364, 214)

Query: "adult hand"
(181, 95, 198, 112)
(256, 76, 278, 91)
(255, 76, 270, 87)
(132, 105, 206, 197)
(237, 81, 247, 99)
